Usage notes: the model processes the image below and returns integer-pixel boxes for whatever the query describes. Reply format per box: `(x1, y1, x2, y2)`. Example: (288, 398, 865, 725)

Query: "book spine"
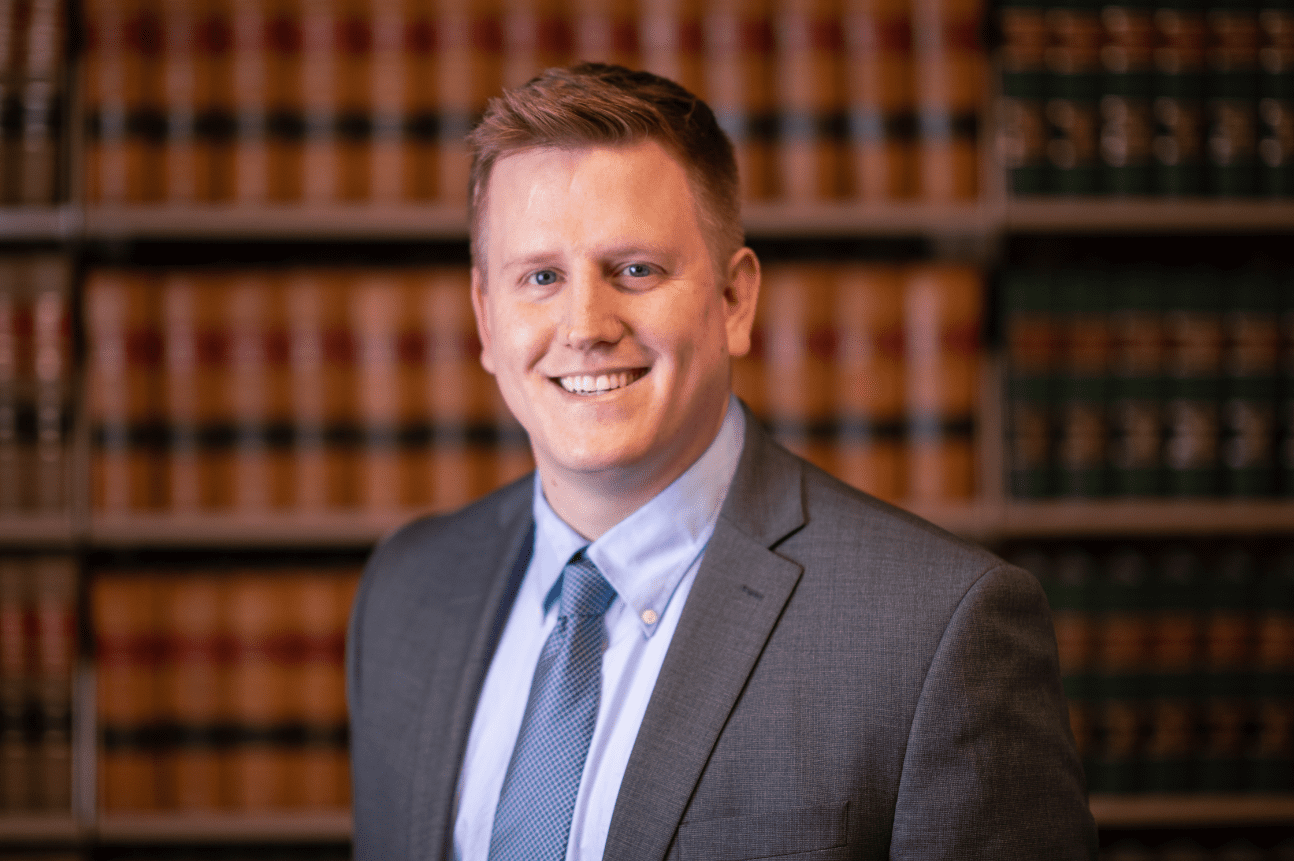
(911, 0, 983, 198)
(1044, 0, 1103, 193)
(226, 572, 292, 810)
(1250, 545, 1293, 791)
(266, 0, 305, 202)
(1221, 270, 1280, 496)
(844, 0, 917, 198)
(301, 0, 340, 202)
(1163, 270, 1223, 495)
(774, 0, 847, 201)
(288, 271, 347, 510)
(423, 266, 485, 510)
(501, 0, 573, 91)
(902, 263, 980, 502)
(1054, 269, 1110, 497)
(1205, 0, 1261, 195)
(639, 0, 706, 97)
(997, 0, 1051, 194)
(27, 255, 70, 512)
(573, 0, 640, 68)
(0, 259, 24, 512)
(703, 0, 776, 200)
(1142, 545, 1204, 791)
(1001, 269, 1056, 498)
(93, 572, 162, 811)
(17, 0, 62, 207)
(1152, 0, 1208, 194)
(334, 0, 374, 201)
(434, 0, 503, 205)
(159, 272, 204, 511)
(1044, 546, 1098, 784)
(369, 0, 413, 201)
(0, 557, 30, 810)
(1258, 0, 1294, 195)
(353, 272, 408, 511)
(1098, 0, 1157, 193)
(1197, 545, 1256, 790)
(30, 556, 74, 812)
(292, 569, 354, 809)
(1107, 269, 1165, 496)
(834, 264, 906, 502)
(761, 263, 839, 475)
(86, 270, 162, 513)
(1088, 544, 1152, 792)
(161, 572, 229, 809)
(229, 0, 270, 201)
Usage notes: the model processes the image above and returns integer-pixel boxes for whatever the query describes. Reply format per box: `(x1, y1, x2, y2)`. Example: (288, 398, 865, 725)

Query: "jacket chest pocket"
(674, 802, 848, 861)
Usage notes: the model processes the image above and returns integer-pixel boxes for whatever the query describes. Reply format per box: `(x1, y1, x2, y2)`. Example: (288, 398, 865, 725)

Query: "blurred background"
(0, 0, 1292, 857)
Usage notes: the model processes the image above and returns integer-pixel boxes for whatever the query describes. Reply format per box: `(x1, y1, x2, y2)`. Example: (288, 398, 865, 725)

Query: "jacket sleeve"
(889, 563, 1098, 860)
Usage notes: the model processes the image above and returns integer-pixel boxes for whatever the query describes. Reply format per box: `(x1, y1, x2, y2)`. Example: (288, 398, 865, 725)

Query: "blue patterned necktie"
(487, 550, 617, 861)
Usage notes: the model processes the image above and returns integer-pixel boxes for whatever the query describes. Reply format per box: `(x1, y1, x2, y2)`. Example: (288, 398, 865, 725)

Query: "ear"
(470, 266, 496, 375)
(722, 247, 760, 358)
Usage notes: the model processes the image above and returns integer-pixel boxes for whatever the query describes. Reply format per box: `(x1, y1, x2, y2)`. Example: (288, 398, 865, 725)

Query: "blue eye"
(531, 270, 558, 286)
(625, 263, 651, 277)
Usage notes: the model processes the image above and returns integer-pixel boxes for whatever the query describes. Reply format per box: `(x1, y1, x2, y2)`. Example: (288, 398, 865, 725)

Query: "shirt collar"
(529, 395, 746, 637)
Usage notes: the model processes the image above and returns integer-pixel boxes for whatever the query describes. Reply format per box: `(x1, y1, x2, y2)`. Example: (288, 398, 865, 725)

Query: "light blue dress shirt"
(453, 396, 746, 861)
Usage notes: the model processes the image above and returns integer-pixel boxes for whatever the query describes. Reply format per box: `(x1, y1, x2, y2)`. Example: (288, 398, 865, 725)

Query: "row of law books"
(0, 0, 65, 205)
(0, 555, 75, 813)
(94, 563, 359, 812)
(738, 261, 982, 503)
(0, 254, 72, 515)
(1007, 540, 1293, 795)
(85, 261, 981, 518)
(85, 265, 535, 515)
(1002, 266, 1294, 499)
(996, 0, 1294, 196)
(1103, 839, 1294, 861)
(80, 0, 983, 206)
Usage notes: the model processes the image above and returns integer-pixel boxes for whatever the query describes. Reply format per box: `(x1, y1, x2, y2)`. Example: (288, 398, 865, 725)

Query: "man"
(347, 64, 1096, 860)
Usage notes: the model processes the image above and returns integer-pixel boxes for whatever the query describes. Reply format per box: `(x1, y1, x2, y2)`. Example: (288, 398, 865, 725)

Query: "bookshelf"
(1, 0, 1292, 855)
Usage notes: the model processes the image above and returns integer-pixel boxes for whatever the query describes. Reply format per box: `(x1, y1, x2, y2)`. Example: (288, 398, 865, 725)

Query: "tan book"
(159, 0, 218, 202)
(703, 0, 776, 200)
(501, 0, 572, 90)
(835, 264, 906, 502)
(93, 572, 162, 811)
(759, 263, 837, 476)
(842, 0, 915, 198)
(434, 0, 504, 203)
(421, 266, 488, 510)
(287, 269, 358, 511)
(82, 0, 161, 202)
(910, 0, 983, 200)
(228, 0, 273, 201)
(0, 556, 30, 810)
(20, 0, 64, 81)
(30, 556, 74, 812)
(27, 255, 71, 513)
(226, 571, 293, 810)
(639, 0, 706, 98)
(300, 0, 341, 202)
(369, 0, 426, 201)
(160, 572, 229, 810)
(773, 0, 846, 201)
(85, 270, 162, 512)
(573, 0, 640, 69)
(353, 271, 419, 511)
(292, 569, 354, 809)
(15, 0, 65, 203)
(902, 263, 980, 501)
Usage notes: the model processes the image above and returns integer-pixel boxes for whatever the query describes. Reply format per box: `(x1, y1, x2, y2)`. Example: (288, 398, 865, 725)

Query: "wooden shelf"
(88, 511, 411, 547)
(95, 811, 351, 842)
(0, 207, 80, 241)
(0, 813, 83, 841)
(81, 204, 471, 241)
(0, 514, 78, 546)
(1003, 198, 1294, 233)
(1091, 795, 1294, 828)
(996, 500, 1294, 538)
(741, 201, 992, 237)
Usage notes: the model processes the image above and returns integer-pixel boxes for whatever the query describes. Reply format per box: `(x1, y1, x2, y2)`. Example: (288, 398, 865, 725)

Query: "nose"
(561, 266, 624, 350)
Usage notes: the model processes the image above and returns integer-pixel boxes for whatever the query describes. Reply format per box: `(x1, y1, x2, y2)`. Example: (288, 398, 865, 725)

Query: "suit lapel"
(603, 413, 807, 861)
(409, 479, 536, 861)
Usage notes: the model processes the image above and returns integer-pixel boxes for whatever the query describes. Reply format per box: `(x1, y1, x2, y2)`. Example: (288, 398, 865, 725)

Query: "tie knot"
(560, 552, 616, 619)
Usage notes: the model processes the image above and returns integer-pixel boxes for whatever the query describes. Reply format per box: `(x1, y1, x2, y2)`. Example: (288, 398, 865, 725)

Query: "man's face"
(472, 140, 758, 495)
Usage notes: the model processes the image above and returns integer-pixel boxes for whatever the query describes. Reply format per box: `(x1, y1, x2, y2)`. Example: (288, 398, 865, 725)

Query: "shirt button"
(641, 609, 658, 625)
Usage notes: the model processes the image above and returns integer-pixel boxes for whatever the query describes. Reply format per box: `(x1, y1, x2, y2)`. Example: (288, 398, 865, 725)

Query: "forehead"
(477, 142, 706, 264)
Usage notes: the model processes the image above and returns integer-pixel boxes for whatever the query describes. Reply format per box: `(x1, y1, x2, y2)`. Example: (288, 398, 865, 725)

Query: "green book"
(1164, 268, 1223, 496)
(1143, 544, 1205, 792)
(1108, 269, 1166, 496)
(1046, 0, 1104, 193)
(1152, 0, 1208, 194)
(1099, 0, 1157, 193)
(1221, 270, 1280, 497)
(1205, 0, 1261, 196)
(1002, 270, 1056, 498)
(1055, 271, 1109, 497)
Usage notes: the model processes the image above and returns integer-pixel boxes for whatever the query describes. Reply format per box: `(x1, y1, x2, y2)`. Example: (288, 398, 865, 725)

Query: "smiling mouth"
(556, 368, 649, 395)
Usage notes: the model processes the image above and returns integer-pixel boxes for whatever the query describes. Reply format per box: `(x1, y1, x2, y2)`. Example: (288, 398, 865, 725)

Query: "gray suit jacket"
(347, 410, 1097, 860)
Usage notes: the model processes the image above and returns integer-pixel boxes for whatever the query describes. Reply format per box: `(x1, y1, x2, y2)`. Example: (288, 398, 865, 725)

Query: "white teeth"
(558, 370, 644, 394)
